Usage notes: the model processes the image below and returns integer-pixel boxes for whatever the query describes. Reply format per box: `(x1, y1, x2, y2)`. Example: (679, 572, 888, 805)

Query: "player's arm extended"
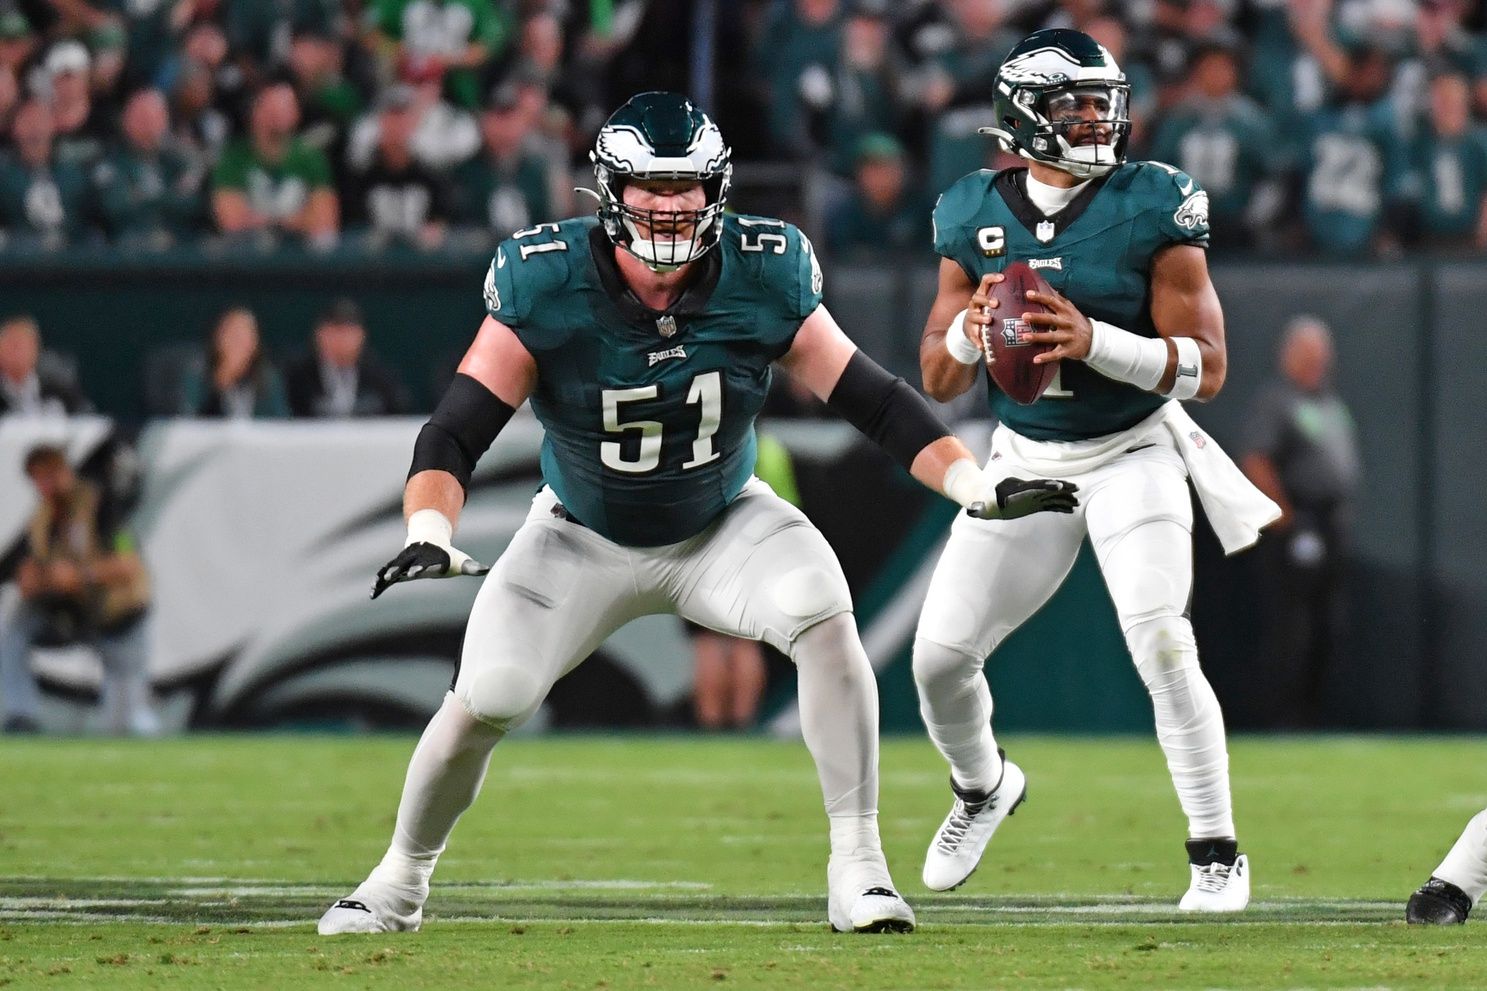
(779, 305, 1076, 520)
(920, 258, 991, 402)
(1024, 243, 1226, 402)
(371, 315, 537, 598)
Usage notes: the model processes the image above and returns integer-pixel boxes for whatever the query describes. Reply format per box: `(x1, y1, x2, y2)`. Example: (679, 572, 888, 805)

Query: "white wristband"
(406, 508, 454, 548)
(941, 458, 984, 509)
(944, 309, 983, 365)
(1085, 319, 1168, 392)
(1165, 336, 1203, 401)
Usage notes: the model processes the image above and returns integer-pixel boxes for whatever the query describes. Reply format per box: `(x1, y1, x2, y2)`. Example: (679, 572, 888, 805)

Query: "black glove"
(967, 477, 1079, 520)
(370, 541, 490, 600)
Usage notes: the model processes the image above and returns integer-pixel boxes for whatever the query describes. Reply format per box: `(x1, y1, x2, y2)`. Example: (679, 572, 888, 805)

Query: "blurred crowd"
(0, 0, 1486, 260)
(1, 300, 413, 418)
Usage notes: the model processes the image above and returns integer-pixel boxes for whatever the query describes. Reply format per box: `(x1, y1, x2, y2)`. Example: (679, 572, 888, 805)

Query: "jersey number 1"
(601, 371, 722, 474)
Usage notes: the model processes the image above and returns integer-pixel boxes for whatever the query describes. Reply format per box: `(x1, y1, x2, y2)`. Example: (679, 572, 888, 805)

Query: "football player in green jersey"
(317, 92, 1078, 936)
(912, 29, 1278, 912)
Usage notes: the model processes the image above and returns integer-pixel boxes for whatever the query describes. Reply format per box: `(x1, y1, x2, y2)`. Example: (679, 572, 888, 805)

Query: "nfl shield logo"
(1036, 220, 1056, 243)
(1189, 430, 1207, 449)
(656, 315, 677, 338)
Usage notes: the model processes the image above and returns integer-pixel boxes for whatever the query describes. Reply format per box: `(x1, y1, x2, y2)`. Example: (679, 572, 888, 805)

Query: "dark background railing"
(5, 254, 1485, 730)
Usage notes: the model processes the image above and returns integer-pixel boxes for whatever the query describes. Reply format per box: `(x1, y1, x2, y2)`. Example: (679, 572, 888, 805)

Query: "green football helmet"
(979, 28, 1130, 180)
(589, 91, 732, 271)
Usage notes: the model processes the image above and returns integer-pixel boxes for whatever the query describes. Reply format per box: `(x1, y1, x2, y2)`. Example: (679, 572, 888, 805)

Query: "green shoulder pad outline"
(483, 220, 584, 330)
(793, 227, 825, 320)
(932, 169, 999, 282)
(1139, 160, 1211, 247)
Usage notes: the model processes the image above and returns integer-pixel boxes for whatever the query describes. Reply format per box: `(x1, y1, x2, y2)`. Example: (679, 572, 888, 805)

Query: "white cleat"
(921, 756, 1027, 892)
(1179, 853, 1250, 912)
(827, 855, 916, 933)
(317, 887, 424, 934)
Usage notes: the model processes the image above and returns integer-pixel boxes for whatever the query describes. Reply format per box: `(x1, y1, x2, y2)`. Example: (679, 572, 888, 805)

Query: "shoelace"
(935, 796, 996, 854)
(1191, 862, 1231, 894)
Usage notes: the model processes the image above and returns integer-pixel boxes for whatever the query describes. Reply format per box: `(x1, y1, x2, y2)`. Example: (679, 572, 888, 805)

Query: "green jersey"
(450, 152, 553, 237)
(1148, 95, 1283, 240)
(933, 162, 1210, 442)
(1406, 130, 1487, 241)
(483, 215, 823, 546)
(93, 145, 204, 242)
(212, 137, 332, 222)
(1298, 100, 1406, 256)
(0, 157, 92, 243)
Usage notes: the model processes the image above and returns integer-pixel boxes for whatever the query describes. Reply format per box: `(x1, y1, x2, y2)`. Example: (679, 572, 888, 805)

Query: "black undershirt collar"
(587, 225, 723, 325)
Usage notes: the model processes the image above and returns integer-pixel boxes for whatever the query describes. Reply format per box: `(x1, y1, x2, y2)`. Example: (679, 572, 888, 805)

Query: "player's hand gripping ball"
(972, 261, 1060, 405)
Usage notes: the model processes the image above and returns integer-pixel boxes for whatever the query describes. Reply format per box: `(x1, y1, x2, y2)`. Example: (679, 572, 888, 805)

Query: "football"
(982, 260, 1060, 405)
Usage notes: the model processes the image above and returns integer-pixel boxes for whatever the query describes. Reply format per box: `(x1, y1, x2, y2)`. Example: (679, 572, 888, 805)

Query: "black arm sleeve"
(408, 373, 517, 491)
(825, 350, 952, 471)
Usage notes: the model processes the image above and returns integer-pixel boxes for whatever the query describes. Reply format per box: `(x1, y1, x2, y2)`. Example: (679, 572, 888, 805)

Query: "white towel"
(1159, 401, 1281, 555)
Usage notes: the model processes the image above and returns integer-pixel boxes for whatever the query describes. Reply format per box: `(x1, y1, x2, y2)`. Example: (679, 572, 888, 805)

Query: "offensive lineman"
(1407, 810, 1487, 924)
(316, 92, 1077, 936)
(913, 30, 1276, 911)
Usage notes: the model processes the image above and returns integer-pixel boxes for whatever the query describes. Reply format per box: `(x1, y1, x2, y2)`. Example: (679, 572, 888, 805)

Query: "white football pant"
(373, 478, 886, 891)
(914, 427, 1235, 840)
(1434, 808, 1487, 905)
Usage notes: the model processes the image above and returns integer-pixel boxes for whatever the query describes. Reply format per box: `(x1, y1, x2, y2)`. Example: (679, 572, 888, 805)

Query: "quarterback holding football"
(914, 29, 1280, 911)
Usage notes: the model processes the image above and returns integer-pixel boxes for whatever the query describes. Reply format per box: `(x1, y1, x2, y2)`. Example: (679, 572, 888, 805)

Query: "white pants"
(370, 477, 886, 893)
(918, 432, 1194, 657)
(1435, 807, 1487, 904)
(455, 478, 853, 732)
(914, 424, 1235, 839)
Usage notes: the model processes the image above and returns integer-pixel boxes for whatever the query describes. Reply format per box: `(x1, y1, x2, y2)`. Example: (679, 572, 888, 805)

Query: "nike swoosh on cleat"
(333, 899, 372, 913)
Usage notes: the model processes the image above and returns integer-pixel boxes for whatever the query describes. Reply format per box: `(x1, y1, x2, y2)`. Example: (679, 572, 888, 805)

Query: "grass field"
(1, 734, 1484, 990)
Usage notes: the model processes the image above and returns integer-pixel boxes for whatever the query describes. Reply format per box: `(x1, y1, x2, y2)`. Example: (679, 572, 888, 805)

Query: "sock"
(912, 638, 1004, 793)
(366, 692, 503, 906)
(1435, 809, 1487, 905)
(1127, 617, 1235, 839)
(1186, 837, 1239, 867)
(792, 615, 882, 858)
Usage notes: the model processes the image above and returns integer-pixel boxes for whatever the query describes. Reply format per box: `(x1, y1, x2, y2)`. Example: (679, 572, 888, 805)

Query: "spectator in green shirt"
(0, 98, 93, 250)
(370, 0, 508, 110)
(94, 87, 204, 248)
(211, 81, 339, 248)
(914, 0, 1018, 193)
(1401, 71, 1487, 250)
(449, 80, 556, 246)
(1148, 42, 1287, 251)
(758, 0, 843, 158)
(823, 0, 904, 177)
(825, 132, 930, 260)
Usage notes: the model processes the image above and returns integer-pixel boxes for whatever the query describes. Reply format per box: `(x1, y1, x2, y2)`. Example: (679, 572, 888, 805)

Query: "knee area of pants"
(912, 639, 981, 688)
(457, 663, 544, 732)
(790, 613, 863, 668)
(1125, 616, 1197, 680)
(770, 566, 850, 623)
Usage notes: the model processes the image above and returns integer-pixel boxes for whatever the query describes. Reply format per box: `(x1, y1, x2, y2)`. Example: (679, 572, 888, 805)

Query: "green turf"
(1, 734, 1483, 989)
